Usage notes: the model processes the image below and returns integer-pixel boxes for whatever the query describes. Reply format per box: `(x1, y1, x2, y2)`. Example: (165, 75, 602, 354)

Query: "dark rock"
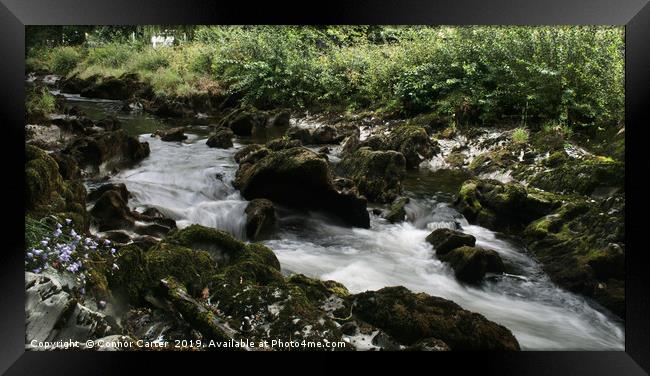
(245, 199, 276, 240)
(338, 147, 407, 203)
(351, 286, 520, 350)
(206, 126, 234, 148)
(152, 127, 187, 142)
(220, 107, 267, 136)
(340, 321, 358, 336)
(234, 147, 370, 228)
(425, 228, 476, 256)
(384, 197, 409, 223)
(266, 137, 302, 151)
(131, 235, 159, 251)
(96, 117, 122, 131)
(63, 129, 150, 175)
(371, 331, 402, 350)
(454, 179, 563, 232)
(439, 246, 505, 284)
(88, 183, 130, 203)
(318, 146, 330, 154)
(80, 73, 146, 100)
(101, 230, 133, 244)
(90, 190, 135, 231)
(268, 110, 291, 127)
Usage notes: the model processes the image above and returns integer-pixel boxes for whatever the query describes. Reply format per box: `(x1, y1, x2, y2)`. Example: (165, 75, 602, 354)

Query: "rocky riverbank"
(24, 72, 624, 350)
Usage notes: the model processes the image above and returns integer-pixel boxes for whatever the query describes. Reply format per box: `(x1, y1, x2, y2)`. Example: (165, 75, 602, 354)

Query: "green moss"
(337, 147, 406, 203)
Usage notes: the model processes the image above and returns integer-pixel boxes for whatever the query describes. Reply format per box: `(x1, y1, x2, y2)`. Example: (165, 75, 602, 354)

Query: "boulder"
(220, 107, 267, 136)
(351, 286, 520, 350)
(206, 126, 234, 148)
(338, 147, 406, 203)
(63, 129, 150, 175)
(523, 196, 625, 318)
(25, 145, 88, 230)
(381, 125, 439, 170)
(88, 183, 130, 203)
(90, 189, 135, 231)
(425, 228, 476, 256)
(384, 197, 409, 223)
(152, 127, 187, 142)
(454, 179, 563, 232)
(527, 157, 624, 196)
(80, 73, 147, 100)
(266, 137, 302, 151)
(268, 110, 291, 127)
(234, 147, 370, 228)
(245, 199, 276, 240)
(287, 125, 345, 145)
(439, 246, 505, 284)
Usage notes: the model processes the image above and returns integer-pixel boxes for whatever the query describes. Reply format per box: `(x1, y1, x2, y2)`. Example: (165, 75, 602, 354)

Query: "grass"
(511, 128, 530, 144)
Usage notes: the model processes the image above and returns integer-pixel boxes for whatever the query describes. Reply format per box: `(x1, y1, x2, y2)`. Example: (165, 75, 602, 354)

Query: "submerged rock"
(338, 147, 406, 204)
(245, 199, 276, 241)
(384, 197, 410, 223)
(438, 246, 505, 284)
(351, 286, 520, 350)
(206, 126, 234, 149)
(152, 127, 188, 142)
(425, 228, 476, 255)
(234, 147, 370, 228)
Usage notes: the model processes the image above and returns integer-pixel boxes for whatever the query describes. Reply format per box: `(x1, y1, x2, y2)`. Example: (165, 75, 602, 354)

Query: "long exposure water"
(68, 95, 625, 350)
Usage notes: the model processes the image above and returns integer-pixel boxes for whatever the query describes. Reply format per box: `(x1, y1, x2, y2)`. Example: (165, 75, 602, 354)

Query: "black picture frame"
(1, 0, 648, 374)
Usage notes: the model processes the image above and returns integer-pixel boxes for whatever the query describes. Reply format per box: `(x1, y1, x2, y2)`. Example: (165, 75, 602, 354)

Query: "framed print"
(1, 0, 649, 374)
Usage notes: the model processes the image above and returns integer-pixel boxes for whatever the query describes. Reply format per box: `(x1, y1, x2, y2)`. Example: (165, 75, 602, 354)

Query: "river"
(65, 94, 625, 351)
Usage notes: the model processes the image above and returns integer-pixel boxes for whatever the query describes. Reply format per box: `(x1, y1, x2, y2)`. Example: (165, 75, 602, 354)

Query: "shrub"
(85, 43, 134, 68)
(512, 127, 530, 144)
(49, 46, 83, 75)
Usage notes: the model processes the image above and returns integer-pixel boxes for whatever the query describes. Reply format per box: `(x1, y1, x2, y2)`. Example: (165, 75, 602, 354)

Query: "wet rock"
(90, 189, 135, 231)
(318, 146, 330, 154)
(159, 277, 233, 342)
(245, 199, 276, 241)
(379, 125, 439, 170)
(454, 179, 563, 232)
(351, 286, 520, 350)
(152, 127, 187, 142)
(220, 107, 267, 136)
(523, 196, 625, 318)
(527, 156, 624, 196)
(80, 73, 147, 100)
(384, 197, 409, 223)
(88, 183, 130, 203)
(340, 321, 358, 336)
(206, 126, 234, 149)
(131, 235, 160, 251)
(96, 117, 122, 132)
(268, 110, 291, 127)
(101, 230, 133, 244)
(234, 147, 370, 228)
(439, 246, 505, 284)
(425, 228, 476, 256)
(266, 137, 302, 151)
(338, 147, 406, 204)
(63, 129, 150, 175)
(371, 331, 402, 350)
(25, 145, 88, 230)
(287, 125, 345, 145)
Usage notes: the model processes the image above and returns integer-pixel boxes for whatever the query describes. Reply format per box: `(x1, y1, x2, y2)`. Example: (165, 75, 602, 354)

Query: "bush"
(49, 46, 83, 75)
(85, 43, 134, 68)
(26, 87, 56, 121)
(511, 128, 530, 144)
(129, 48, 170, 71)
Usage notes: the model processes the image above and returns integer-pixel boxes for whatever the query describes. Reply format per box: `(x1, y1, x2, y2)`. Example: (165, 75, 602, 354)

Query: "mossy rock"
(527, 157, 624, 196)
(206, 126, 234, 149)
(425, 228, 476, 256)
(337, 147, 406, 203)
(454, 179, 564, 232)
(234, 147, 370, 228)
(384, 197, 410, 223)
(438, 246, 505, 284)
(522, 196, 625, 318)
(25, 145, 88, 230)
(244, 198, 276, 241)
(351, 286, 520, 350)
(266, 137, 302, 151)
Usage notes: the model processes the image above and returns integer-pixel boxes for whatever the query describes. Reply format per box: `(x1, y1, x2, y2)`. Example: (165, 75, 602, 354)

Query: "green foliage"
(25, 25, 625, 133)
(511, 128, 530, 144)
(26, 86, 56, 119)
(49, 46, 83, 75)
(85, 43, 134, 68)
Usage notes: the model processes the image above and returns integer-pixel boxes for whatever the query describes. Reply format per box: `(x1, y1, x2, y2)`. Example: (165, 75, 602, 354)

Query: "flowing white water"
(105, 133, 624, 351)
